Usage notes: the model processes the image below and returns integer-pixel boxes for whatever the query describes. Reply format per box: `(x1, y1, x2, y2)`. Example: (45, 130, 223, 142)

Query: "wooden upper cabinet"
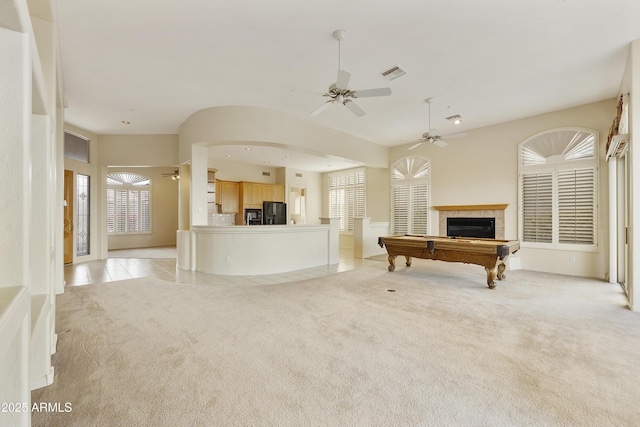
(262, 184, 273, 202)
(217, 180, 239, 213)
(242, 182, 253, 205)
(252, 184, 263, 205)
(272, 185, 285, 202)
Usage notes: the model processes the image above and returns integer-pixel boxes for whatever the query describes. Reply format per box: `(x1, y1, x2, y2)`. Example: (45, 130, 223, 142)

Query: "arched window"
(391, 156, 430, 235)
(106, 173, 152, 234)
(518, 128, 598, 250)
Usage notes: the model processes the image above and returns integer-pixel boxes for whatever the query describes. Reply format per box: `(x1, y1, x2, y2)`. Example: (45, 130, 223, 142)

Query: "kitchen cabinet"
(216, 180, 239, 214)
(272, 185, 285, 202)
(262, 184, 273, 203)
(237, 182, 286, 224)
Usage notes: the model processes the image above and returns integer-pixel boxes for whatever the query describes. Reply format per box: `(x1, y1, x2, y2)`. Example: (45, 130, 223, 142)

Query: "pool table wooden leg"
(388, 255, 397, 271)
(485, 267, 497, 289)
(497, 262, 507, 280)
(405, 256, 412, 267)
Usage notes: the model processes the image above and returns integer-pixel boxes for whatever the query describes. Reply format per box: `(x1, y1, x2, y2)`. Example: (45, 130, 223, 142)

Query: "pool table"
(378, 235, 520, 289)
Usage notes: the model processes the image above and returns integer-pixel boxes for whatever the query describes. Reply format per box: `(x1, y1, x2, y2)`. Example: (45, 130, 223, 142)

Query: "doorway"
(63, 170, 73, 264)
(289, 186, 306, 225)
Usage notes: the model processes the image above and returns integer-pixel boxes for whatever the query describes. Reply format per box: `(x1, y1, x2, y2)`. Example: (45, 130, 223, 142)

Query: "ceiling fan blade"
(442, 132, 468, 139)
(352, 87, 392, 98)
(408, 141, 424, 150)
(344, 100, 366, 117)
(336, 70, 351, 90)
(310, 101, 333, 116)
(433, 139, 448, 148)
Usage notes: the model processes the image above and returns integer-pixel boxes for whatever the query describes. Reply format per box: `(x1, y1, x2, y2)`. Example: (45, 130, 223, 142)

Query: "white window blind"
(107, 173, 152, 234)
(518, 128, 598, 250)
(328, 169, 365, 232)
(558, 168, 595, 244)
(390, 157, 430, 235)
(521, 173, 553, 243)
(410, 183, 429, 234)
(391, 185, 409, 234)
(115, 189, 127, 233)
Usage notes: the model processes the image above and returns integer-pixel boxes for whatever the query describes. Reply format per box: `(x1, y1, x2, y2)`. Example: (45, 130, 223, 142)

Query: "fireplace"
(447, 217, 495, 239)
(434, 204, 508, 240)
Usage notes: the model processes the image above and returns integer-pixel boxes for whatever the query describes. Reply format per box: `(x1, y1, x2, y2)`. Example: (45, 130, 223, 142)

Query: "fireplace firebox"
(447, 217, 495, 239)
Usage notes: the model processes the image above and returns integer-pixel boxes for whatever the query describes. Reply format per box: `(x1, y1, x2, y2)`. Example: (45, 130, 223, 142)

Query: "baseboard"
(30, 367, 55, 390)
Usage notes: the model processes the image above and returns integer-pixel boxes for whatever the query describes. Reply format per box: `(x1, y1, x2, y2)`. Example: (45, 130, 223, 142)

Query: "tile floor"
(64, 247, 382, 287)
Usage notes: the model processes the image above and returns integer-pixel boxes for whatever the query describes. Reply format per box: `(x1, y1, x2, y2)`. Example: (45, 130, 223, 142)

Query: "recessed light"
(226, 155, 232, 158)
(284, 155, 292, 159)
(327, 165, 332, 168)
(121, 120, 131, 124)
(244, 148, 253, 151)
(264, 161, 271, 164)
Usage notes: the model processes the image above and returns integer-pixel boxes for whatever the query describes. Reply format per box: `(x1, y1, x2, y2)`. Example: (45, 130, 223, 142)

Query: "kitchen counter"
(188, 219, 339, 275)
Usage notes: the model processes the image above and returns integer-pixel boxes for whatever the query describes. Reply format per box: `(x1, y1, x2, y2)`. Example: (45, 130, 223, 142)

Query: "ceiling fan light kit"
(310, 29, 392, 117)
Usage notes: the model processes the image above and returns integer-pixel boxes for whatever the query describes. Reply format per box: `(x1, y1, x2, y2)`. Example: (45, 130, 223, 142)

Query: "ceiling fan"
(310, 29, 392, 117)
(408, 98, 467, 149)
(162, 170, 180, 180)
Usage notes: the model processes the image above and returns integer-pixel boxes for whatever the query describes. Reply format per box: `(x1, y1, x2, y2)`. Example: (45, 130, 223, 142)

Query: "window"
(106, 173, 151, 234)
(64, 131, 89, 163)
(328, 168, 365, 232)
(518, 128, 598, 250)
(391, 156, 430, 235)
(76, 174, 90, 255)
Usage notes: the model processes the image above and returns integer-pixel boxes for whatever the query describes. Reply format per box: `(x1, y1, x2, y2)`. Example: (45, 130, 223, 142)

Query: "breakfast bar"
(189, 219, 339, 275)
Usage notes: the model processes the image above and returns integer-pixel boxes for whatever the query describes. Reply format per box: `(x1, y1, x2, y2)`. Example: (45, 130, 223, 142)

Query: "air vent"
(262, 172, 271, 176)
(380, 65, 407, 81)
(295, 173, 303, 178)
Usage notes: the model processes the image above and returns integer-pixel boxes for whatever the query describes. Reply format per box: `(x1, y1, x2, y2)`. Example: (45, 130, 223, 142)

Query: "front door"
(64, 170, 73, 264)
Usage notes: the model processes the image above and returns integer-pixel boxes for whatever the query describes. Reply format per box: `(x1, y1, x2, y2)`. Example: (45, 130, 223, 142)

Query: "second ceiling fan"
(408, 98, 467, 149)
(310, 29, 392, 117)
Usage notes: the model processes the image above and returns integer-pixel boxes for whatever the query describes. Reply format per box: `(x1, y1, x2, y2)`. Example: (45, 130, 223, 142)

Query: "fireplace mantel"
(433, 204, 508, 211)
(435, 204, 508, 239)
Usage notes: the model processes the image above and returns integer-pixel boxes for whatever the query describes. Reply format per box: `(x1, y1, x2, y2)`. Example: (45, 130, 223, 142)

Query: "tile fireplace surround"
(434, 204, 508, 240)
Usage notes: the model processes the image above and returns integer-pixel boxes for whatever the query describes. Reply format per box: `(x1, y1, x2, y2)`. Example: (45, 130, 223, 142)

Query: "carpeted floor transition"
(32, 261, 640, 426)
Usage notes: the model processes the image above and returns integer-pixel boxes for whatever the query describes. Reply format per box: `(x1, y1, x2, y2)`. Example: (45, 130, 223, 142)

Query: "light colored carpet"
(108, 246, 177, 259)
(32, 261, 640, 426)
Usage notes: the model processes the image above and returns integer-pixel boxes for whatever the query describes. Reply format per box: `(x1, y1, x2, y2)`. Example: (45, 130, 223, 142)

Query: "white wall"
(365, 167, 390, 222)
(389, 99, 616, 279)
(99, 134, 179, 167)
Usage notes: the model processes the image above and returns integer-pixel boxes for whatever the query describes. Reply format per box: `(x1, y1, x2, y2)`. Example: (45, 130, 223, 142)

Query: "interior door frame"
(63, 169, 74, 264)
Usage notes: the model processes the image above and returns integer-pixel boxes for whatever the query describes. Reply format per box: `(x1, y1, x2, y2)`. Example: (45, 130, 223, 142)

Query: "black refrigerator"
(263, 201, 286, 225)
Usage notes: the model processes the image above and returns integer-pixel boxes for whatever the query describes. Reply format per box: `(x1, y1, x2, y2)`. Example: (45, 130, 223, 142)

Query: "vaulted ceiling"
(58, 0, 640, 162)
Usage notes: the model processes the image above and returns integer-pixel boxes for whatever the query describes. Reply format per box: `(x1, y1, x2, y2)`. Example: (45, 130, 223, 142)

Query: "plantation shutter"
(410, 183, 429, 235)
(140, 190, 151, 232)
(128, 191, 139, 232)
(521, 173, 553, 243)
(391, 184, 409, 234)
(558, 168, 595, 244)
(115, 190, 127, 233)
(328, 170, 366, 232)
(106, 189, 115, 232)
